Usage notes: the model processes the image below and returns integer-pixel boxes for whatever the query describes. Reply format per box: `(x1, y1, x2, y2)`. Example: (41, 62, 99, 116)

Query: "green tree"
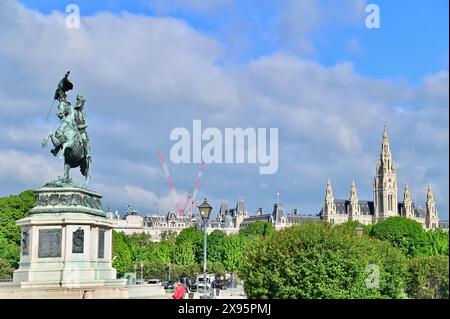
(0, 190, 35, 278)
(172, 241, 196, 266)
(149, 240, 175, 265)
(370, 217, 432, 258)
(127, 232, 156, 261)
(175, 226, 203, 262)
(0, 235, 20, 279)
(406, 255, 449, 299)
(207, 230, 226, 263)
(0, 190, 35, 244)
(239, 221, 273, 240)
(130, 232, 154, 247)
(112, 231, 133, 276)
(427, 230, 449, 256)
(241, 222, 408, 299)
(337, 220, 365, 231)
(161, 230, 178, 242)
(176, 227, 203, 245)
(223, 235, 246, 272)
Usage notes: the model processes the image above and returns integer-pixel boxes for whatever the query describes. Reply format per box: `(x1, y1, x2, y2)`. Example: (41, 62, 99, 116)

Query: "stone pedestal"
(13, 181, 126, 291)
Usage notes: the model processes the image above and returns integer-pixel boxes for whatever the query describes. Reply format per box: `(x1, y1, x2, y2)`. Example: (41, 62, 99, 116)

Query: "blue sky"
(20, 0, 449, 83)
(1, 0, 448, 219)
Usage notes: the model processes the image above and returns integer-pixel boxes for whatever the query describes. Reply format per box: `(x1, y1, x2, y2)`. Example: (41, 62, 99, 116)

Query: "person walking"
(172, 282, 186, 299)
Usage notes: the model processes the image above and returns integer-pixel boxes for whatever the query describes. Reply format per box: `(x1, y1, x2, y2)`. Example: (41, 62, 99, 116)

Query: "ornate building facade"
(108, 198, 319, 241)
(107, 206, 194, 241)
(320, 127, 440, 230)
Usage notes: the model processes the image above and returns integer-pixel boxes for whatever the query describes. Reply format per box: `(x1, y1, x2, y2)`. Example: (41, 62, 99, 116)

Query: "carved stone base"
(13, 184, 126, 290)
(31, 182, 104, 217)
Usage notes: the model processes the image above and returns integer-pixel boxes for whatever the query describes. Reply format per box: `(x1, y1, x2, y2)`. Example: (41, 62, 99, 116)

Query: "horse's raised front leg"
(59, 139, 74, 159)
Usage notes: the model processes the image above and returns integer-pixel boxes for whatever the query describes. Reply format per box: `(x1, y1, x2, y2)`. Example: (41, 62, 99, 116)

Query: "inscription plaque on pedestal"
(72, 228, 84, 253)
(98, 230, 105, 258)
(38, 229, 62, 258)
(21, 231, 29, 256)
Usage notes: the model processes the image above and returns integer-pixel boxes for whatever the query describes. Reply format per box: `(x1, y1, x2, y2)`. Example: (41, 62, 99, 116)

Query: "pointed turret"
(323, 179, 336, 219)
(427, 185, 434, 202)
(326, 178, 334, 201)
(402, 184, 413, 218)
(217, 200, 229, 222)
(234, 198, 248, 228)
(349, 180, 360, 218)
(425, 185, 438, 229)
(350, 179, 358, 201)
(379, 125, 394, 171)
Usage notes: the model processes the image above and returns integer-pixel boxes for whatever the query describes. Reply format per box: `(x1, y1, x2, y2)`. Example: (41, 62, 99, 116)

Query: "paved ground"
(165, 284, 247, 299)
(215, 285, 246, 299)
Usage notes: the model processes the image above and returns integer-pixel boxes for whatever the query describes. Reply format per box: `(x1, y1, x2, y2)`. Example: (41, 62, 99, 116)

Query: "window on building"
(388, 194, 393, 211)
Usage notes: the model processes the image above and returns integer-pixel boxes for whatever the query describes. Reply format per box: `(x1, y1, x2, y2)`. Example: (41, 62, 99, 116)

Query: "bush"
(240, 222, 408, 299)
(338, 220, 364, 229)
(427, 230, 449, 256)
(406, 255, 449, 299)
(370, 217, 432, 257)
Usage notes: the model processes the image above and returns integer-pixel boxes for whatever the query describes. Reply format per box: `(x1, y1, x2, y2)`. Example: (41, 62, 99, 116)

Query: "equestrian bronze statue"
(42, 71, 92, 186)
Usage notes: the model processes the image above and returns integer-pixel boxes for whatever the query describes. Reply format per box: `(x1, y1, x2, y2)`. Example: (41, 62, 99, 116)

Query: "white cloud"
(0, 1, 447, 219)
(276, 0, 367, 55)
(0, 150, 59, 185)
(149, 0, 234, 13)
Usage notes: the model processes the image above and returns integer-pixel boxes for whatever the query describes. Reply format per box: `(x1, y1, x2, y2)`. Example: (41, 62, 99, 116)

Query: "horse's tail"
(80, 156, 90, 177)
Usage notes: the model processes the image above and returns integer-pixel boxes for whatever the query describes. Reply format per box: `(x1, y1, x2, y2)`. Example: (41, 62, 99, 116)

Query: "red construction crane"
(189, 162, 205, 217)
(157, 149, 184, 216)
(156, 149, 206, 217)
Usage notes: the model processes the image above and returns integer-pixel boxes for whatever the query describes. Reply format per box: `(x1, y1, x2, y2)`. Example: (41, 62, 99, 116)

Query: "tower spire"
(402, 184, 413, 218)
(326, 178, 334, 200)
(374, 126, 398, 220)
(403, 184, 410, 201)
(323, 179, 336, 219)
(350, 179, 358, 201)
(427, 185, 434, 201)
(349, 179, 359, 218)
(425, 185, 438, 230)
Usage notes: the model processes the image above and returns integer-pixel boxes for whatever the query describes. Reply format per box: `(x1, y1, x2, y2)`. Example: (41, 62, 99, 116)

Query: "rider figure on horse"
(51, 72, 74, 157)
(74, 94, 91, 161)
(43, 71, 91, 185)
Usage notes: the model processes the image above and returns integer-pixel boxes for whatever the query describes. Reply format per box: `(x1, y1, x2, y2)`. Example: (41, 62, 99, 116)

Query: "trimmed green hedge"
(240, 222, 408, 299)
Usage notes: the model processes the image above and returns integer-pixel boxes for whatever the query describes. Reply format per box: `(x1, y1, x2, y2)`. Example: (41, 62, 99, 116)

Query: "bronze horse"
(42, 101, 91, 185)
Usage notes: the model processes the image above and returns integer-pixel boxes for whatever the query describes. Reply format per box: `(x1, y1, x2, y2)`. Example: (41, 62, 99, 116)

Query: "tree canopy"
(370, 217, 432, 257)
(240, 222, 408, 299)
(0, 190, 35, 279)
(239, 221, 273, 239)
(0, 190, 448, 299)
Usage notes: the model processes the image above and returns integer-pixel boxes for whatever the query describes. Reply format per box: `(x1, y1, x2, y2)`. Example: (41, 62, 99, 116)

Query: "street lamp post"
(168, 263, 171, 281)
(198, 198, 212, 299)
(134, 264, 137, 285)
(140, 262, 144, 284)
